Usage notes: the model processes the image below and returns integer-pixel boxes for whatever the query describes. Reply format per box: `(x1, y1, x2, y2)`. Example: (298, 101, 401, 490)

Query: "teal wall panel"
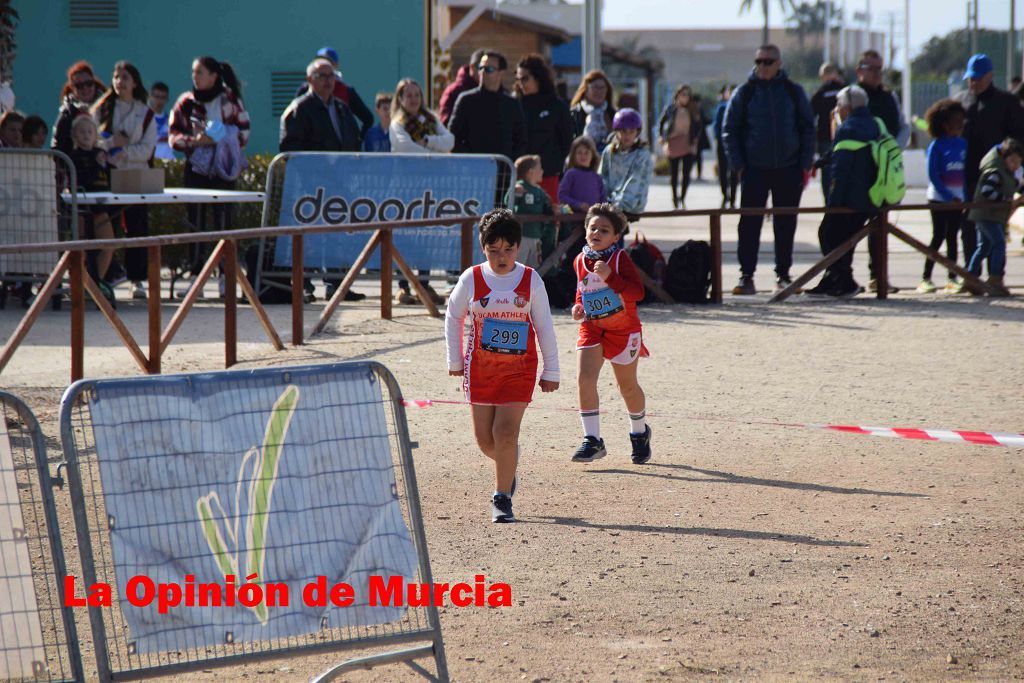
(12, 0, 425, 153)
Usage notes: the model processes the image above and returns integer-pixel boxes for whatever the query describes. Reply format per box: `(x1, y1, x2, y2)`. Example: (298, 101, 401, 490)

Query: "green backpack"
(832, 117, 906, 207)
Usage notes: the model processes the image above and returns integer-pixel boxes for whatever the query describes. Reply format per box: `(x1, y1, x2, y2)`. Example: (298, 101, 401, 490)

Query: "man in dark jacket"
(280, 59, 362, 152)
(449, 50, 527, 163)
(280, 58, 365, 301)
(856, 49, 908, 292)
(807, 86, 877, 298)
(810, 62, 845, 200)
(294, 47, 374, 137)
(439, 49, 485, 126)
(955, 53, 1024, 264)
(723, 44, 815, 295)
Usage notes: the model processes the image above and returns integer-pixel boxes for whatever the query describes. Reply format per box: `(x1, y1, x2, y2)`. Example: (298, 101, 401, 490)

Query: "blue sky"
(599, 0, 1019, 67)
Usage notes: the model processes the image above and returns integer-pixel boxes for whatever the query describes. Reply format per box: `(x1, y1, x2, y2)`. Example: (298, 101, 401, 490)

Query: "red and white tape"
(808, 424, 1024, 448)
(400, 399, 1024, 449)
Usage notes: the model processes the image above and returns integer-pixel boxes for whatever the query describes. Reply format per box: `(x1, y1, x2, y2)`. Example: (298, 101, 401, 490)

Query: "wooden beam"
(380, 230, 393, 321)
(81, 272, 149, 373)
(161, 240, 225, 353)
(147, 246, 161, 374)
(223, 240, 237, 368)
(886, 222, 995, 295)
(0, 253, 70, 374)
(291, 234, 304, 346)
(392, 244, 440, 317)
(311, 230, 381, 337)
(70, 252, 85, 382)
(235, 264, 285, 351)
(769, 223, 875, 303)
(709, 214, 723, 304)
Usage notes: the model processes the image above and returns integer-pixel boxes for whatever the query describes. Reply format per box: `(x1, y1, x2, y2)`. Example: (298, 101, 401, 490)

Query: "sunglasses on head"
(479, 65, 498, 74)
(754, 58, 777, 66)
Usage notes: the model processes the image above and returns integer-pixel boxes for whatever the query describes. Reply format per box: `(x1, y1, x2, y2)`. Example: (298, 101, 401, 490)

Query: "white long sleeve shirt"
(389, 117, 455, 154)
(445, 262, 560, 382)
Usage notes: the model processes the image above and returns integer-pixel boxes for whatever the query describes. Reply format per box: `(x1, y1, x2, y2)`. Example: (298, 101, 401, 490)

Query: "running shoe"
(491, 493, 514, 523)
(630, 425, 652, 464)
(571, 436, 607, 463)
(916, 279, 937, 294)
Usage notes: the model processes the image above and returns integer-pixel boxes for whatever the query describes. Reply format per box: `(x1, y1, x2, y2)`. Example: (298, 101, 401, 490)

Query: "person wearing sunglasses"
(51, 61, 106, 156)
(449, 50, 527, 164)
(515, 54, 571, 204)
(722, 44, 814, 296)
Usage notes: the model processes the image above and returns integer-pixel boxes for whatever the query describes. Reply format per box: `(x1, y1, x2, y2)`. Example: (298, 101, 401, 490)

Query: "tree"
(738, 0, 796, 45)
(912, 28, 1008, 80)
(0, 0, 18, 84)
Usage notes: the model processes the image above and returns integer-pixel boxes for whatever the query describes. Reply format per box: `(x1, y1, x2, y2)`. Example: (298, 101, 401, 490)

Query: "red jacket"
(439, 65, 478, 126)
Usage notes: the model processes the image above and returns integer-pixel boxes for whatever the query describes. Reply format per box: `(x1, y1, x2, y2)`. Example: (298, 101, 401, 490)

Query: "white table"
(63, 188, 264, 206)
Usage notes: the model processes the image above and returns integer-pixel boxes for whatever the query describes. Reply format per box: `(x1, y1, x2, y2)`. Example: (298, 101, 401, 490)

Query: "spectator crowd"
(1, 43, 1020, 306)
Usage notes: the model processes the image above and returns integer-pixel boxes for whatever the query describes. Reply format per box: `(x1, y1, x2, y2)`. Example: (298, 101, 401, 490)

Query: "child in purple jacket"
(559, 135, 606, 212)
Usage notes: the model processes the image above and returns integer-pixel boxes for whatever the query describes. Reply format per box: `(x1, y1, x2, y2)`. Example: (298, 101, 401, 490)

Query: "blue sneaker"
(571, 436, 606, 463)
(491, 493, 514, 523)
(630, 425, 652, 464)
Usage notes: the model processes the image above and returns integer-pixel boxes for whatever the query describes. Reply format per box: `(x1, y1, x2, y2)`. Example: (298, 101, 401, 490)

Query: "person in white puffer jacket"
(91, 61, 157, 299)
(388, 78, 454, 154)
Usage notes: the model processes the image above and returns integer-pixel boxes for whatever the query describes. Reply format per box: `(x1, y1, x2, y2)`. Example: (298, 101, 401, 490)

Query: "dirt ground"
(4, 287, 1023, 682)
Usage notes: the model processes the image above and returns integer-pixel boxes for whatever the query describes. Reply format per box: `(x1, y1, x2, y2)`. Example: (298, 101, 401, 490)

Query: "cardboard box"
(111, 168, 165, 194)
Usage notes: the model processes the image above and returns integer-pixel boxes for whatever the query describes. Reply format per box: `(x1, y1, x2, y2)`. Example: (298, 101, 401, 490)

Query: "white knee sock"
(580, 409, 601, 439)
(629, 409, 646, 434)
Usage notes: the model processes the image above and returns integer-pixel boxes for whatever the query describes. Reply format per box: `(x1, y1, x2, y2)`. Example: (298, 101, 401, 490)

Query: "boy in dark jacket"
(807, 86, 879, 298)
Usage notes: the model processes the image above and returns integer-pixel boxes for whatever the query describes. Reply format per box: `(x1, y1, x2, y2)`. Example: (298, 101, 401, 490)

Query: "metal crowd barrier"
(0, 391, 85, 682)
(59, 362, 448, 682)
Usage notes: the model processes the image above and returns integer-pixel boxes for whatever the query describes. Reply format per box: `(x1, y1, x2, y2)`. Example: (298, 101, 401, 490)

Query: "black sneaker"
(491, 493, 514, 523)
(629, 425, 652, 464)
(571, 436, 607, 463)
(828, 281, 864, 299)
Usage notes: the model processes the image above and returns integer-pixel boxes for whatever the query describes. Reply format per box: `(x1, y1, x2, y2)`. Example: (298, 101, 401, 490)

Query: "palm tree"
(739, 0, 796, 45)
(0, 0, 18, 85)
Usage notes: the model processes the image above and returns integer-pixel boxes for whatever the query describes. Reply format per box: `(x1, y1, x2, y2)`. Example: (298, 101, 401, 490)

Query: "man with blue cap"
(294, 46, 374, 136)
(954, 53, 1024, 274)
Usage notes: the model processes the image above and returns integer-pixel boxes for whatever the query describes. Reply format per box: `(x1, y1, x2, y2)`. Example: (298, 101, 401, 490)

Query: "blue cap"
(316, 47, 339, 65)
(964, 54, 993, 80)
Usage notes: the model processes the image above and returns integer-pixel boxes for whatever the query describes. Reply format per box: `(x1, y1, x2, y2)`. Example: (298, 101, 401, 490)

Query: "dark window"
(271, 71, 307, 117)
(70, 0, 119, 29)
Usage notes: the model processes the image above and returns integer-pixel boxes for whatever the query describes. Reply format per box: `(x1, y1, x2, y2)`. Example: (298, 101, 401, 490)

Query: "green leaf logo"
(196, 385, 300, 624)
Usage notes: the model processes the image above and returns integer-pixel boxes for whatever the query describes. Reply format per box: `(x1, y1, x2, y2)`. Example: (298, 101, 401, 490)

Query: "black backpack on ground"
(663, 240, 711, 304)
(543, 264, 578, 310)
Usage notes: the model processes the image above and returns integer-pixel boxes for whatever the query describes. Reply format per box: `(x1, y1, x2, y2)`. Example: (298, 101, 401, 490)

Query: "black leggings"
(925, 202, 960, 280)
(669, 154, 696, 206)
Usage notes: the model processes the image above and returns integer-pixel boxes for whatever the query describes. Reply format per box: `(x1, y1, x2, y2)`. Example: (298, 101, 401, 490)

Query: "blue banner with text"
(273, 153, 507, 270)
